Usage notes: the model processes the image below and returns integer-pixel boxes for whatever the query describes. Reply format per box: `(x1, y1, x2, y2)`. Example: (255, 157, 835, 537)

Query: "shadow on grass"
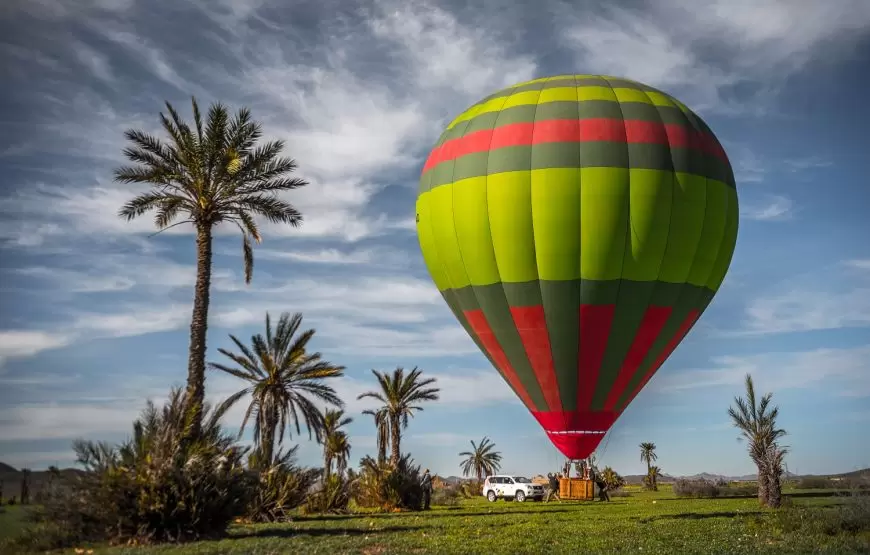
(292, 506, 581, 523)
(665, 491, 866, 502)
(235, 525, 424, 539)
(635, 510, 765, 523)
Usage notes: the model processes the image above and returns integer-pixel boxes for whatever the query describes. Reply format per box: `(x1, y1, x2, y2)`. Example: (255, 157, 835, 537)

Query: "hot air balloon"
(415, 74, 738, 462)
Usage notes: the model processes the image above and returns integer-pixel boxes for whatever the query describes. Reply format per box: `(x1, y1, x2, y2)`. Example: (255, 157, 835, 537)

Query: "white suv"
(483, 475, 544, 502)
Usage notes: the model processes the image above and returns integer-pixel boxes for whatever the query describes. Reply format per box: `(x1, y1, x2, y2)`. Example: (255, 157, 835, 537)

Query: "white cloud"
(844, 259, 870, 271)
(653, 345, 870, 399)
(0, 331, 72, 366)
(738, 287, 870, 335)
(71, 39, 115, 84)
(740, 194, 794, 221)
(1, 0, 538, 247)
(559, 0, 870, 113)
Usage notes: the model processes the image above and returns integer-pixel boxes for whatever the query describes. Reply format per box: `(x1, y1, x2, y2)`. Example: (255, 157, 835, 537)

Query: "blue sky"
(1, 0, 869, 479)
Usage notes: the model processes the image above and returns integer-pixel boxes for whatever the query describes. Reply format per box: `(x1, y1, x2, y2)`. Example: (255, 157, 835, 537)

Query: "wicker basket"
(559, 478, 595, 500)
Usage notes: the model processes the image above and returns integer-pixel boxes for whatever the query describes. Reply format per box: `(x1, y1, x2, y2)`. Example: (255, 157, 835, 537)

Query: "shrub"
(460, 481, 482, 499)
(673, 478, 721, 498)
(720, 484, 759, 497)
(301, 475, 353, 515)
(353, 455, 423, 512)
(775, 490, 870, 536)
(798, 476, 834, 489)
(600, 467, 626, 491)
(431, 483, 463, 506)
(9, 389, 254, 551)
(246, 447, 320, 522)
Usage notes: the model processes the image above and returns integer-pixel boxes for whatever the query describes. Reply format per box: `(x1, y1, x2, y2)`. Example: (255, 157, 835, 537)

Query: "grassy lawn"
(4, 487, 867, 554)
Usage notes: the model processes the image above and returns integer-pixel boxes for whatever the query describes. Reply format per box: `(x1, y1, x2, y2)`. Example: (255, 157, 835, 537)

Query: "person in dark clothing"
(546, 472, 562, 503)
(420, 469, 433, 510)
(595, 475, 610, 502)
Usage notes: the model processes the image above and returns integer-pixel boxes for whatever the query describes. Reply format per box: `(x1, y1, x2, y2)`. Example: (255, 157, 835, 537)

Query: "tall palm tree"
(639, 442, 658, 490)
(322, 409, 353, 481)
(357, 367, 440, 467)
(459, 437, 502, 483)
(362, 407, 389, 465)
(727, 373, 787, 508)
(209, 311, 344, 466)
(116, 98, 308, 438)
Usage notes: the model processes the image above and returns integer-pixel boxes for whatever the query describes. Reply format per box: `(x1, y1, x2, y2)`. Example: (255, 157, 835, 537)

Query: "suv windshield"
(513, 477, 531, 483)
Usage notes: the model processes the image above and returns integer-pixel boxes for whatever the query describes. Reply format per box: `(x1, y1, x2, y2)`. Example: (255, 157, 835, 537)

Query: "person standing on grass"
(546, 472, 562, 503)
(421, 469, 433, 510)
(595, 474, 610, 502)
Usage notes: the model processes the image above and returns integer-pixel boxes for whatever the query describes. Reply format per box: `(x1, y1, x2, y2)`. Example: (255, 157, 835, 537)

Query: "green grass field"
(2, 488, 869, 554)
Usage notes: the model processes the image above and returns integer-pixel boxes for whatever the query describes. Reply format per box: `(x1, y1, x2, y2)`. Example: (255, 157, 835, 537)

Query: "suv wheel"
(515, 490, 526, 502)
(486, 490, 497, 502)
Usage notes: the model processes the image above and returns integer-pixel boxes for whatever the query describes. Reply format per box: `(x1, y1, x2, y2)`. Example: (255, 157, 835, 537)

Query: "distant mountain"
(0, 461, 17, 473)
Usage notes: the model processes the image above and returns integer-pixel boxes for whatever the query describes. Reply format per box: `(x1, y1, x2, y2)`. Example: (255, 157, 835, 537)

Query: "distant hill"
(0, 462, 86, 501)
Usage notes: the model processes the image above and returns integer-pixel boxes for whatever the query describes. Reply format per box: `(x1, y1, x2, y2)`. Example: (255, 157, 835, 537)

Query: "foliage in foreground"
(245, 446, 320, 523)
(352, 455, 424, 512)
(300, 474, 353, 515)
(9, 389, 254, 551)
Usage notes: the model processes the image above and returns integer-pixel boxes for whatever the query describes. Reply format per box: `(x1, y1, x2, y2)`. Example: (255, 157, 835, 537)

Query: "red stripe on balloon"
(618, 309, 701, 412)
(422, 119, 728, 171)
(510, 305, 562, 412)
(464, 309, 535, 410)
(603, 306, 673, 411)
(576, 304, 616, 412)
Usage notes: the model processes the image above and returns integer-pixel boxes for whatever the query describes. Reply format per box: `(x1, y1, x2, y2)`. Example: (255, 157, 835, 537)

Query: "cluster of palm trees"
(728, 374, 788, 508)
(115, 98, 440, 480)
(639, 442, 661, 491)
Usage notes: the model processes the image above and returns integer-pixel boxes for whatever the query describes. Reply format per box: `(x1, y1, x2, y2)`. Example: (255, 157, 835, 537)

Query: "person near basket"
(546, 472, 562, 502)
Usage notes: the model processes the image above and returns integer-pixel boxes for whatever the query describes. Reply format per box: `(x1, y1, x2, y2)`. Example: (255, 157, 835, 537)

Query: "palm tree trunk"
(324, 451, 332, 482)
(390, 414, 401, 467)
(184, 223, 213, 440)
(378, 419, 387, 465)
(756, 462, 769, 506)
(260, 416, 275, 468)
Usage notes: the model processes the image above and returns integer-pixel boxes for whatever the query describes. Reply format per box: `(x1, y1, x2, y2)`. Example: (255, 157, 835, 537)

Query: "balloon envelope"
(415, 75, 738, 460)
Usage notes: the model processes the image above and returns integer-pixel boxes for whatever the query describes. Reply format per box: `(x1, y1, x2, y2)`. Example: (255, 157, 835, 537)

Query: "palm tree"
(640, 442, 658, 490)
(727, 373, 787, 508)
(322, 409, 353, 481)
(600, 466, 625, 490)
(116, 98, 308, 438)
(209, 311, 344, 466)
(362, 408, 389, 465)
(357, 367, 440, 467)
(459, 437, 502, 483)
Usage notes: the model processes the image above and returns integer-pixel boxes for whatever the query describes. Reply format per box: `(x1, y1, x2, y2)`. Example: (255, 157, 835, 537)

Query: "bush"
(721, 484, 759, 497)
(673, 478, 721, 498)
(301, 475, 352, 515)
(775, 490, 870, 536)
(246, 447, 320, 522)
(460, 481, 482, 499)
(9, 389, 255, 552)
(798, 476, 834, 489)
(353, 455, 423, 512)
(431, 483, 463, 506)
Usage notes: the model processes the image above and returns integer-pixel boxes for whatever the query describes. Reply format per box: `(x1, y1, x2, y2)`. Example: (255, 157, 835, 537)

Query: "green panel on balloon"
(487, 171, 539, 283)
